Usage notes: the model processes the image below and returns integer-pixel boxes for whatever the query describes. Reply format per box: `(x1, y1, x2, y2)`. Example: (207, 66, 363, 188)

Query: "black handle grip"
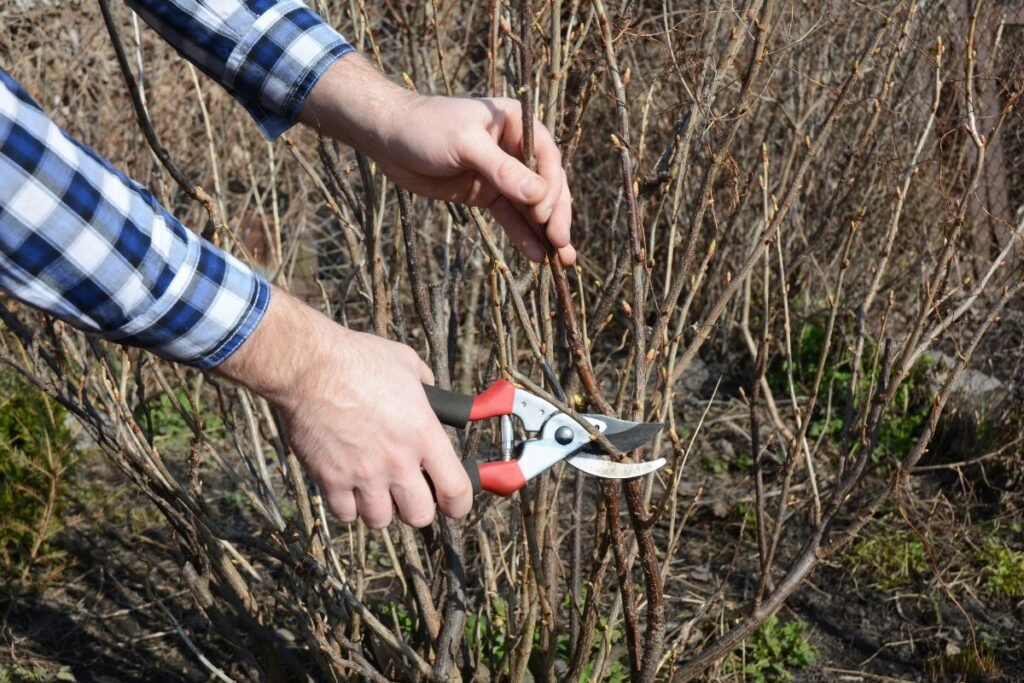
(423, 383, 474, 429)
(463, 460, 481, 496)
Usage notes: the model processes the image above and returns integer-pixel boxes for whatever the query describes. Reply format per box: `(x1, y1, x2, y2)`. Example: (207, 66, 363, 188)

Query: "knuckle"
(404, 507, 435, 528)
(436, 476, 472, 509)
(318, 468, 346, 492)
(399, 345, 422, 368)
(496, 156, 519, 184)
(348, 461, 376, 485)
(365, 512, 393, 529)
(386, 449, 416, 474)
(452, 125, 476, 154)
(498, 97, 520, 115)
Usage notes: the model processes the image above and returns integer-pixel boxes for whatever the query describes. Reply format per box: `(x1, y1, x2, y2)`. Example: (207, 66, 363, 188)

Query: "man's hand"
(300, 54, 575, 265)
(217, 287, 473, 528)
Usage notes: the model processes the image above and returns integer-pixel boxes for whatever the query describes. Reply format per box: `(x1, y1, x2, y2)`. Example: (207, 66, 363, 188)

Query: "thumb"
(463, 135, 547, 205)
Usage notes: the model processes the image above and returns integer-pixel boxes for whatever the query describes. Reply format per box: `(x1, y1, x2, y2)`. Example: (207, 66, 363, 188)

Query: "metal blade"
(580, 415, 663, 454)
(566, 454, 667, 479)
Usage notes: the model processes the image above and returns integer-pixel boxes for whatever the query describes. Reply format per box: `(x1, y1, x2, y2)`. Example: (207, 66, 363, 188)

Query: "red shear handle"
(464, 460, 528, 497)
(423, 380, 517, 429)
(468, 380, 516, 421)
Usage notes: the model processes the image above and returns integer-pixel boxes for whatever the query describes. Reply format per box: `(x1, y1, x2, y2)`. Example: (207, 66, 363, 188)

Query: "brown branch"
(98, 0, 225, 241)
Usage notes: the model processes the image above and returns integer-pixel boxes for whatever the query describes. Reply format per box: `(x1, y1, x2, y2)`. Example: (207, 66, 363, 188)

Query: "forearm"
(298, 53, 416, 157)
(215, 285, 335, 409)
(0, 69, 267, 368)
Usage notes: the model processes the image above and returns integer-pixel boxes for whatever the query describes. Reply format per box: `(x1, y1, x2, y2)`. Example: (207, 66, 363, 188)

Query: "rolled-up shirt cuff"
(222, 2, 355, 138)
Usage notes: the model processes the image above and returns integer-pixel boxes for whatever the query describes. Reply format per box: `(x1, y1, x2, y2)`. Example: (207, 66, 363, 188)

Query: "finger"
(391, 474, 436, 528)
(396, 342, 435, 385)
(556, 243, 577, 266)
(417, 358, 435, 386)
(327, 489, 358, 524)
(489, 197, 547, 262)
(546, 169, 573, 255)
(421, 427, 472, 519)
(529, 119, 565, 226)
(355, 486, 394, 529)
(462, 131, 548, 207)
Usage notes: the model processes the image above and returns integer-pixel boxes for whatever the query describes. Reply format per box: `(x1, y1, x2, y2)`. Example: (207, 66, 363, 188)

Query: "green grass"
(848, 529, 929, 591)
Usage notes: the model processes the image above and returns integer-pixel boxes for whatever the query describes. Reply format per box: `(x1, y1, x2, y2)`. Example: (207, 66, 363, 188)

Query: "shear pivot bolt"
(555, 426, 574, 445)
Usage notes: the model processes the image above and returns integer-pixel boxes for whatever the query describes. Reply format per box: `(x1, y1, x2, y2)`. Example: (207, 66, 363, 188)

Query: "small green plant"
(848, 529, 929, 590)
(976, 539, 1024, 599)
(0, 366, 77, 589)
(727, 615, 817, 682)
(464, 599, 628, 680)
(219, 490, 252, 514)
(573, 616, 628, 682)
(700, 450, 753, 474)
(374, 600, 416, 640)
(777, 319, 932, 468)
(465, 597, 510, 673)
(135, 387, 223, 449)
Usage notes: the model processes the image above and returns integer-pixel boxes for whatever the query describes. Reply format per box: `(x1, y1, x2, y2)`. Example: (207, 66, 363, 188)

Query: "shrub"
(0, 366, 76, 589)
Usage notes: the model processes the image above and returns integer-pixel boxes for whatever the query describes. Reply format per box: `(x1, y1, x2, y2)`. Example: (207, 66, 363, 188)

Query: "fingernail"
(520, 175, 542, 198)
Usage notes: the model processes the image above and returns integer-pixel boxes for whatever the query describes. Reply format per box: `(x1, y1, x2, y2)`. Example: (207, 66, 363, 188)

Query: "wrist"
(215, 286, 340, 411)
(300, 53, 418, 157)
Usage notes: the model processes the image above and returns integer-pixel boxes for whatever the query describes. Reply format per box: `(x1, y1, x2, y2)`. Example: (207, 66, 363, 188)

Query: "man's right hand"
(216, 286, 473, 528)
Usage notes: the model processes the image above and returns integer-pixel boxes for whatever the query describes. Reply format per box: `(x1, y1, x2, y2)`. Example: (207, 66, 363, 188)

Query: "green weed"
(775, 319, 932, 468)
(465, 597, 510, 672)
(727, 615, 817, 682)
(134, 387, 223, 449)
(463, 597, 628, 680)
(700, 450, 753, 474)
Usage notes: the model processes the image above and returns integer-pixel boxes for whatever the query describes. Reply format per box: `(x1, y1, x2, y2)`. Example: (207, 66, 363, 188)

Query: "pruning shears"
(423, 380, 666, 496)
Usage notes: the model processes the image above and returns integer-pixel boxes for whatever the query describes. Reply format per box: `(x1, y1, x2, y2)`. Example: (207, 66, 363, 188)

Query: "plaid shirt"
(0, 1, 353, 368)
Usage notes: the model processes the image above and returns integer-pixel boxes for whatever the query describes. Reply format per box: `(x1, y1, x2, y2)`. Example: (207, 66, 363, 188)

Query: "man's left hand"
(300, 54, 574, 265)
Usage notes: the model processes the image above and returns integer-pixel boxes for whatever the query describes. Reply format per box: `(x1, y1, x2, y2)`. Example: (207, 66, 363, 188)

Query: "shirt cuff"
(224, 2, 355, 139)
(193, 271, 270, 369)
(0, 68, 272, 371)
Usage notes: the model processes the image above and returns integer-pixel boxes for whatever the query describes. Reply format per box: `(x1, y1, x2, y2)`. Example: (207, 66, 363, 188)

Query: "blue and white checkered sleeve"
(127, 0, 354, 139)
(0, 70, 269, 369)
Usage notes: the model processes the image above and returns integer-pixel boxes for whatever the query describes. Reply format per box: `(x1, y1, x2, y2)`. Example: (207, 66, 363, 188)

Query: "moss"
(976, 539, 1024, 600)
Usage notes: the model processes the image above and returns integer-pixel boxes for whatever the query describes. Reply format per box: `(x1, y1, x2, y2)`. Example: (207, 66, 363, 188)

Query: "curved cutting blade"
(581, 414, 663, 454)
(566, 454, 667, 479)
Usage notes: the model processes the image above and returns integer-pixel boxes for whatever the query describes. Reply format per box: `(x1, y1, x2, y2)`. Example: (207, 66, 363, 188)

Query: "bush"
(0, 366, 76, 589)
